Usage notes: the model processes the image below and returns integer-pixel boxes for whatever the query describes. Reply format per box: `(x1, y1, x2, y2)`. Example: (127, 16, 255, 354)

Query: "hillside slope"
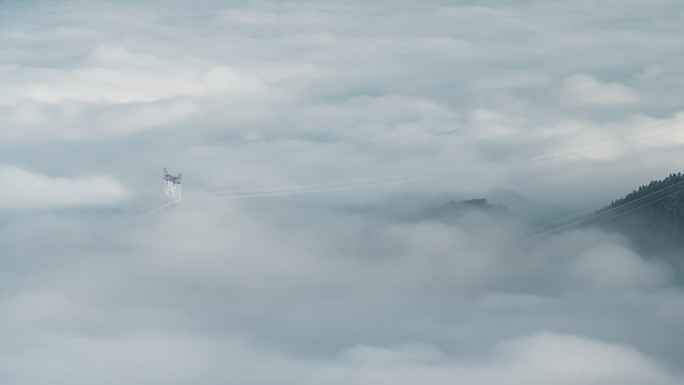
(593, 172, 684, 249)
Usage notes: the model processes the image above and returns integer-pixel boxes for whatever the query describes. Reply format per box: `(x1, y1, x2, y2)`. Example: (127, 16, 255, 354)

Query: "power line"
(149, 119, 684, 228)
(520, 177, 684, 242)
(143, 200, 180, 215)
(184, 119, 684, 201)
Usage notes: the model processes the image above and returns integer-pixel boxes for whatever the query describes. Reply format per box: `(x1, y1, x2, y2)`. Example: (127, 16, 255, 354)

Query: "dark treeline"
(450, 198, 507, 212)
(600, 172, 684, 213)
(593, 172, 684, 249)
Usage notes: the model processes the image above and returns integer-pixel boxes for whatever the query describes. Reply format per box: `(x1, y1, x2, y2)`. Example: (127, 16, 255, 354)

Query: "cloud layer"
(1, 202, 683, 384)
(1, 0, 684, 383)
(0, 166, 131, 209)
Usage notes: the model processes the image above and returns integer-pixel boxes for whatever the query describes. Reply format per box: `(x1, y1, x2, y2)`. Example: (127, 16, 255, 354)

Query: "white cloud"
(492, 333, 678, 385)
(327, 333, 678, 385)
(0, 165, 131, 209)
(0, 198, 682, 383)
(5, 62, 267, 105)
(469, 108, 520, 139)
(214, 8, 335, 27)
(561, 74, 640, 107)
(481, 71, 551, 90)
(570, 243, 671, 291)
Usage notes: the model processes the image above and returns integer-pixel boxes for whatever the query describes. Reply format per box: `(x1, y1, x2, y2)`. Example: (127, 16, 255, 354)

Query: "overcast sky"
(1, 1, 684, 384)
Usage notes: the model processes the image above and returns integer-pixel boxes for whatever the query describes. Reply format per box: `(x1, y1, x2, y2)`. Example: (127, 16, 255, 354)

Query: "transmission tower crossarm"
(163, 167, 182, 202)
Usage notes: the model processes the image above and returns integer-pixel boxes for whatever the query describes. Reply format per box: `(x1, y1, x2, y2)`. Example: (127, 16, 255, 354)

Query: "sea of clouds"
(1, 0, 684, 383)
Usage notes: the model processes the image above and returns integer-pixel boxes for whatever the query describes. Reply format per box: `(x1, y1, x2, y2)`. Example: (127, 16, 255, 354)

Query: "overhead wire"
(519, 177, 684, 242)
(184, 118, 684, 200)
(142, 200, 180, 215)
(148, 119, 684, 227)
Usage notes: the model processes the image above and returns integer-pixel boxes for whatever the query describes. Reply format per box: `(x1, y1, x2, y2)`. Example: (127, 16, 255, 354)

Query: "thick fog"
(1, 0, 684, 384)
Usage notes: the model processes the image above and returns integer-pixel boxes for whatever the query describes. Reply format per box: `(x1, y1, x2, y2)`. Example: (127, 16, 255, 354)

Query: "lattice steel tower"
(164, 167, 182, 202)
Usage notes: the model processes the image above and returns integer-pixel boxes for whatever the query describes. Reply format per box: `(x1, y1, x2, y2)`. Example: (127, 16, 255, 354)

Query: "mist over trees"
(592, 173, 684, 248)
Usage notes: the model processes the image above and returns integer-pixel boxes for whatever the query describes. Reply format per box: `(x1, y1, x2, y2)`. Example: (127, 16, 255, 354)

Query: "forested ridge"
(594, 172, 684, 248)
